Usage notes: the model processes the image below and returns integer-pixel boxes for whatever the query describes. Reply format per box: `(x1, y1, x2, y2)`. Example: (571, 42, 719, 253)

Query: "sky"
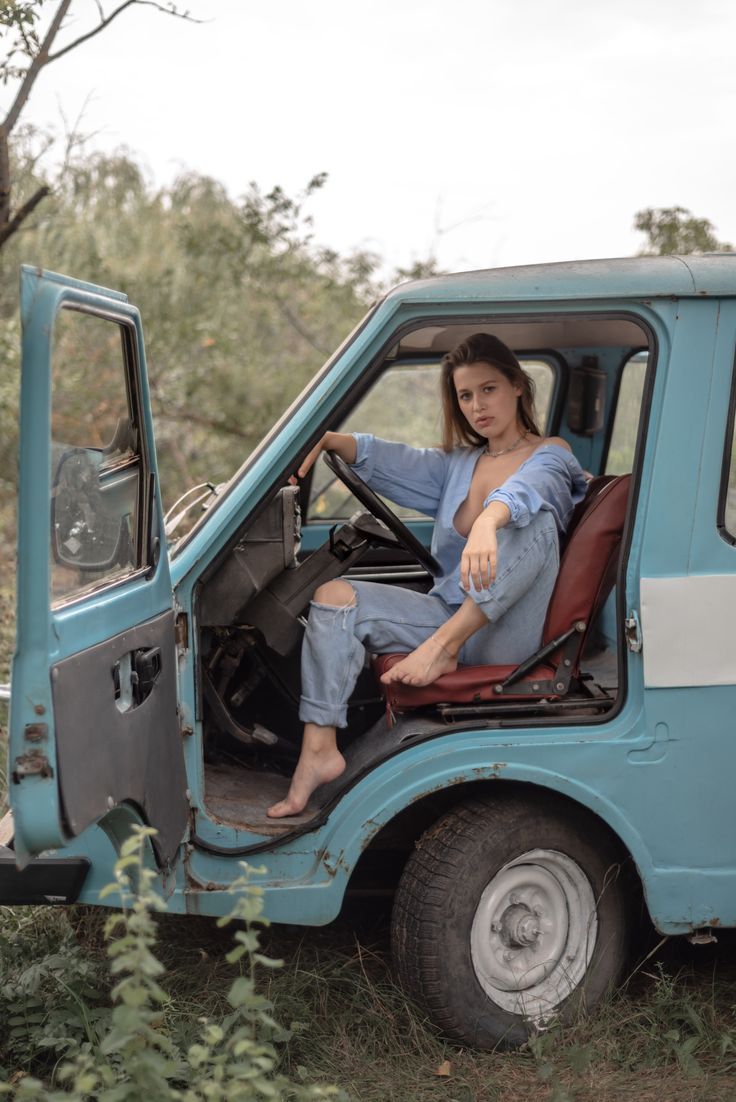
(8, 0, 736, 277)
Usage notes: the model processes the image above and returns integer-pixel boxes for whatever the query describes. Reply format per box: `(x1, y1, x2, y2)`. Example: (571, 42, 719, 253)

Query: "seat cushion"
(373, 654, 559, 708)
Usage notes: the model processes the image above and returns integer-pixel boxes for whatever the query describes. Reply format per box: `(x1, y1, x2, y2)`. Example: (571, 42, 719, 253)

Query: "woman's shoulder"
(536, 435, 572, 452)
(521, 436, 584, 477)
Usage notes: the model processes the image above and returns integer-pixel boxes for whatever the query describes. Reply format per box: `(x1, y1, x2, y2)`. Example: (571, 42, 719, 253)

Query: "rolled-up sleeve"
(350, 433, 450, 517)
(484, 445, 588, 533)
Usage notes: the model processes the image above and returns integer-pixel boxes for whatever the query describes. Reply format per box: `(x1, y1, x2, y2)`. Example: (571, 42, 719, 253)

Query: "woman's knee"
(313, 578, 357, 607)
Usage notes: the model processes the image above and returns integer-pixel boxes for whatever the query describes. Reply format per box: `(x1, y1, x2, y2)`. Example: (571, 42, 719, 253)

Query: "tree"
(0, 144, 377, 525)
(0, 0, 195, 248)
(634, 206, 733, 256)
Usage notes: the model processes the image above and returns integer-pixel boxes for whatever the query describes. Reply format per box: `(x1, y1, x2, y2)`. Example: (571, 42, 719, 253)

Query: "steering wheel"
(323, 451, 440, 576)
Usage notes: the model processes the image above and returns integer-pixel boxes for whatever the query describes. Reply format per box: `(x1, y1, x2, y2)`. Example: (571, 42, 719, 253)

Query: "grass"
(258, 911, 736, 1102)
(3, 899, 736, 1100)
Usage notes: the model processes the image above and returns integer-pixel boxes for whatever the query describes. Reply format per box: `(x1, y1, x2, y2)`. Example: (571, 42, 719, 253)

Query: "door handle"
(131, 647, 161, 705)
(112, 647, 162, 711)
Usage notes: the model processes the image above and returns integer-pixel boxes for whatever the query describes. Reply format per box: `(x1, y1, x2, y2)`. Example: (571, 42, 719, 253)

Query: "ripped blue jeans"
(299, 511, 559, 727)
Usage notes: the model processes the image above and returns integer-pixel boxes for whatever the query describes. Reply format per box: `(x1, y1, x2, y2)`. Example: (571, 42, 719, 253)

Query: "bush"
(0, 827, 344, 1100)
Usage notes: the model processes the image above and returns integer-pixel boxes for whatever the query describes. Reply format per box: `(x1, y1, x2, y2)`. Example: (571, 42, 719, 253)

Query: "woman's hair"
(440, 332, 541, 451)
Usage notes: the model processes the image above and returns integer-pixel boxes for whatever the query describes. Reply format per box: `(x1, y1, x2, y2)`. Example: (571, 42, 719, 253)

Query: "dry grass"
(2, 793, 736, 1098)
(141, 903, 736, 1102)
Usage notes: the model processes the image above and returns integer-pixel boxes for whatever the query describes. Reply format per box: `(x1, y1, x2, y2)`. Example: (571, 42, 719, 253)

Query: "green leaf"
(252, 953, 283, 969)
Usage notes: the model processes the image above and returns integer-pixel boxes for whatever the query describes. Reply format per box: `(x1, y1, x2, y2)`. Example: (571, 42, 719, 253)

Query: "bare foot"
(380, 635, 458, 687)
(267, 746, 346, 818)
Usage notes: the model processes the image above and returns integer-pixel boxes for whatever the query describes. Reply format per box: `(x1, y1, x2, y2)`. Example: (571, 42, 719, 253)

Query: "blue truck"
(5, 256, 736, 1047)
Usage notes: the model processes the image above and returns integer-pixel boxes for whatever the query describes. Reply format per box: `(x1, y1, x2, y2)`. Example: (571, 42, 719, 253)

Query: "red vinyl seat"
(373, 474, 631, 711)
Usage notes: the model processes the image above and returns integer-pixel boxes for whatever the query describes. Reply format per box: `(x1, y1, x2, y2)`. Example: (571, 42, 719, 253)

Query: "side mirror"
(51, 447, 133, 572)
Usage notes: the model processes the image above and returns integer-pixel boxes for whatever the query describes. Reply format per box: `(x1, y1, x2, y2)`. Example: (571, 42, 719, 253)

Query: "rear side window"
(720, 370, 736, 541)
(605, 352, 647, 475)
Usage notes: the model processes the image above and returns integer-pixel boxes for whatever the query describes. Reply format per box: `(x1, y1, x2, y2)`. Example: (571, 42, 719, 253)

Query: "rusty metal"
(688, 929, 718, 945)
(175, 613, 189, 649)
(24, 723, 48, 742)
(12, 750, 54, 782)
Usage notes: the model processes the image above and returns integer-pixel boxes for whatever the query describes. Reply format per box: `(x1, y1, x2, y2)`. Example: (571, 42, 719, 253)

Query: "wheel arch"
(344, 774, 647, 914)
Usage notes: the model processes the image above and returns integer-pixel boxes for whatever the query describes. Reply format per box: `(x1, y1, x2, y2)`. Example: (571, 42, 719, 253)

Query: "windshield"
(168, 300, 380, 556)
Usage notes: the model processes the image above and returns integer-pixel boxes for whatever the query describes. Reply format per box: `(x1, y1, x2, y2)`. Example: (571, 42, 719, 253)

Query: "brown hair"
(440, 332, 541, 451)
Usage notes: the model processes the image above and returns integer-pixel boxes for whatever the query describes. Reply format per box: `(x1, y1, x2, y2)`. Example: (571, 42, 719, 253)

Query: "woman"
(267, 333, 587, 818)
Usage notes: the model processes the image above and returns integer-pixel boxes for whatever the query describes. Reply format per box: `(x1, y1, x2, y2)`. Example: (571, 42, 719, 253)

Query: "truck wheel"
(391, 794, 630, 1049)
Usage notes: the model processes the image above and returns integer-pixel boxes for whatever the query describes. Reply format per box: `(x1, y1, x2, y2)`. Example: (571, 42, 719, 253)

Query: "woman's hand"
(297, 432, 357, 479)
(461, 516, 499, 591)
(460, 501, 511, 591)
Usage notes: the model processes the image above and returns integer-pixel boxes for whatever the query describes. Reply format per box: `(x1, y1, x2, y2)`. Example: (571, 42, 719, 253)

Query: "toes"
(268, 800, 301, 818)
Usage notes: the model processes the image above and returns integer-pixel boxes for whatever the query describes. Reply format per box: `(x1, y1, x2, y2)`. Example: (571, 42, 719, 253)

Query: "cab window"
(605, 351, 648, 475)
(720, 367, 736, 541)
(308, 357, 555, 521)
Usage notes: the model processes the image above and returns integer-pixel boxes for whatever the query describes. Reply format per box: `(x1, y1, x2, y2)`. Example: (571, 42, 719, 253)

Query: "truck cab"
(6, 255, 736, 1048)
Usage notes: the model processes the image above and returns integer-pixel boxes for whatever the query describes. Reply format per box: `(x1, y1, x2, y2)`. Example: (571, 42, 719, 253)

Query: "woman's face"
(452, 362, 522, 441)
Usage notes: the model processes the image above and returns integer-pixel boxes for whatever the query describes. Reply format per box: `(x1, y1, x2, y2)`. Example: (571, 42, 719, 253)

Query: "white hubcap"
(470, 849, 598, 1020)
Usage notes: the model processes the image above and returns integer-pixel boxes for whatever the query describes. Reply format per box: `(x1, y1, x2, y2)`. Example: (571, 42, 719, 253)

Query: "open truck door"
(7, 267, 188, 880)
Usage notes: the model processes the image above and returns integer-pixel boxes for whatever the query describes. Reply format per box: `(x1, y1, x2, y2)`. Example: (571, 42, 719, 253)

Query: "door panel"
(10, 267, 188, 866)
(51, 609, 184, 864)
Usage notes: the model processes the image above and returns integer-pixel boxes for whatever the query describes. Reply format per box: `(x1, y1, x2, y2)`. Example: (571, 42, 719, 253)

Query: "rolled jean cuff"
(465, 582, 504, 622)
(299, 696, 349, 728)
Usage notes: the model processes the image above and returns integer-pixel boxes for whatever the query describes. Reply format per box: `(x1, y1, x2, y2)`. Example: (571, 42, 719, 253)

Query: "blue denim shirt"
(351, 434, 587, 608)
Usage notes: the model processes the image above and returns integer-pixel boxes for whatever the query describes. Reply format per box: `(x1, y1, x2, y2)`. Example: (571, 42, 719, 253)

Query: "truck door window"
(605, 351, 648, 475)
(50, 308, 145, 604)
(308, 358, 555, 521)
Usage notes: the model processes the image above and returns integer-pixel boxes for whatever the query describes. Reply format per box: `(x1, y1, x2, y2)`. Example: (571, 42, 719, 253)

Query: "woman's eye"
(483, 385, 496, 393)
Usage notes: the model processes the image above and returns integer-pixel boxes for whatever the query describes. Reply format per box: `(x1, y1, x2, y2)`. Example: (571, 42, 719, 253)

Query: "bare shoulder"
(540, 435, 572, 451)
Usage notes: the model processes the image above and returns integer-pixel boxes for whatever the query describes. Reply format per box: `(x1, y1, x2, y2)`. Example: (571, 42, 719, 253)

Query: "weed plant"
(0, 827, 343, 1100)
(3, 881, 736, 1099)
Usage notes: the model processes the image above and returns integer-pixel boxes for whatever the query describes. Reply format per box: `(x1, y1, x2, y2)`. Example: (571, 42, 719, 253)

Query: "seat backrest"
(562, 474, 617, 549)
(543, 474, 631, 650)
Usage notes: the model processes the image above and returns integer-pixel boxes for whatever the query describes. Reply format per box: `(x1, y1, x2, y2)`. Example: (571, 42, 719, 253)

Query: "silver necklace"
(486, 431, 528, 459)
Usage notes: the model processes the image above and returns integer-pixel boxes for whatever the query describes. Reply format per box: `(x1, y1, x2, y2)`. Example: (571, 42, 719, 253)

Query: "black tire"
(391, 793, 630, 1049)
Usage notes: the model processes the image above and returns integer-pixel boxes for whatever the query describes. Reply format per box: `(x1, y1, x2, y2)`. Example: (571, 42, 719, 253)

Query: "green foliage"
(0, 138, 375, 529)
(0, 1, 45, 84)
(0, 905, 110, 1081)
(635, 205, 733, 256)
(3, 869, 736, 1099)
(626, 962, 736, 1078)
(0, 827, 344, 1099)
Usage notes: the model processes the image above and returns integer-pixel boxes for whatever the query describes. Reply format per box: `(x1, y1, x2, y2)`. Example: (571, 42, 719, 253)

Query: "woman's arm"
(485, 444, 588, 532)
(460, 501, 510, 592)
(297, 432, 357, 477)
(460, 445, 587, 592)
(349, 433, 450, 517)
(300, 432, 450, 517)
